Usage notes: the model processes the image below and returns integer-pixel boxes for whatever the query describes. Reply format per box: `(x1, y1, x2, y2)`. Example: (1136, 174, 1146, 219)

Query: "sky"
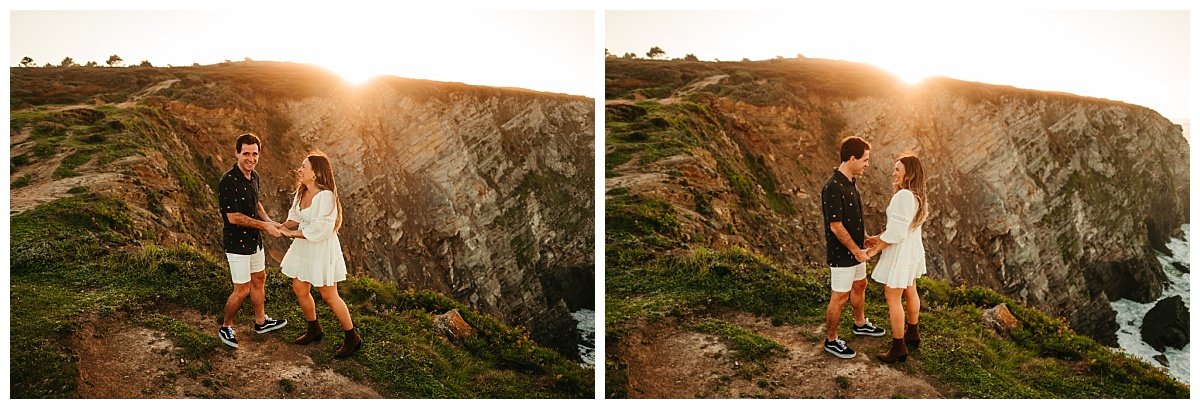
(9, 9, 595, 97)
(607, 10, 1191, 120)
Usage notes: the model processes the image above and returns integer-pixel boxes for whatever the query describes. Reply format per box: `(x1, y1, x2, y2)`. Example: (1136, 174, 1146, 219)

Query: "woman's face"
(893, 160, 906, 188)
(298, 158, 315, 183)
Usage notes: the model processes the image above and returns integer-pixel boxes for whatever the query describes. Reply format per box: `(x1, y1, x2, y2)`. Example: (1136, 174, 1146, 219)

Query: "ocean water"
(1109, 224, 1189, 384)
(572, 309, 596, 366)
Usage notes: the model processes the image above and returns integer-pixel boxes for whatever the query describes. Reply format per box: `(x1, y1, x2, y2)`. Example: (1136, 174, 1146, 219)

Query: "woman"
(278, 151, 362, 358)
(866, 154, 928, 363)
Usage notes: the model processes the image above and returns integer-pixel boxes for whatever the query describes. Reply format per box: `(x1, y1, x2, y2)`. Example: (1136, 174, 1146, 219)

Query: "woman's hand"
(868, 241, 890, 258)
(865, 235, 881, 248)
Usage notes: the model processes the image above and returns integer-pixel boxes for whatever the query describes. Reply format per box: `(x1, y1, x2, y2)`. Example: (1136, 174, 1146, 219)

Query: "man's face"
(237, 143, 260, 174)
(849, 149, 870, 177)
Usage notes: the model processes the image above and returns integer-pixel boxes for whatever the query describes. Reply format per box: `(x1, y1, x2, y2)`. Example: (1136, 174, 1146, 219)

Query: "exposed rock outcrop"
(1141, 295, 1190, 352)
(434, 309, 477, 344)
(982, 304, 1022, 339)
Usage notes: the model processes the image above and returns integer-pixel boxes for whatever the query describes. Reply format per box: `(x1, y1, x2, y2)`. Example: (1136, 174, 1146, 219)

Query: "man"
(217, 133, 287, 348)
(820, 136, 886, 359)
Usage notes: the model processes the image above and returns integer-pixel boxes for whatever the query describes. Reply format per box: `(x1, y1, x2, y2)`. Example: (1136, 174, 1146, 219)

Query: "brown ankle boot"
(904, 322, 920, 349)
(334, 327, 362, 359)
(294, 319, 323, 345)
(876, 338, 908, 363)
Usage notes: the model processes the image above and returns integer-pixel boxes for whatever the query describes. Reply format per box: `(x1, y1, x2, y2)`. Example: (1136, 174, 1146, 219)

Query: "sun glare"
(324, 64, 381, 85)
(888, 65, 934, 85)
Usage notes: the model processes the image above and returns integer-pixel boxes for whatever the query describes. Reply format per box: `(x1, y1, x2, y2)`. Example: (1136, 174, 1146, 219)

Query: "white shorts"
(226, 248, 265, 284)
(830, 263, 867, 293)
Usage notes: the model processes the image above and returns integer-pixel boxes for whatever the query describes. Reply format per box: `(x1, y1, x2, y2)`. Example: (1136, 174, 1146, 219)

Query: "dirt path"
(117, 79, 180, 108)
(9, 172, 125, 214)
(73, 310, 382, 398)
(660, 74, 729, 104)
(9, 128, 33, 145)
(617, 311, 944, 398)
(607, 74, 730, 107)
(7, 143, 144, 215)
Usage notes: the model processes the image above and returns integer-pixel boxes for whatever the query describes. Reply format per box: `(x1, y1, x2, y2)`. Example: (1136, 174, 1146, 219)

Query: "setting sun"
(321, 62, 383, 85)
(882, 64, 934, 85)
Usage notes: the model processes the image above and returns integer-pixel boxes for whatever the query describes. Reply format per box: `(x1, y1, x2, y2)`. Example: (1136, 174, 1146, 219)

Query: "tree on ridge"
(106, 54, 123, 67)
(19, 56, 33, 67)
(647, 46, 665, 59)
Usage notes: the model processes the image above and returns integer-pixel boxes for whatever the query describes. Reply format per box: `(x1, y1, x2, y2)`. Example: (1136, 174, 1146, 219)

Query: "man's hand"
(264, 222, 282, 238)
(853, 248, 868, 263)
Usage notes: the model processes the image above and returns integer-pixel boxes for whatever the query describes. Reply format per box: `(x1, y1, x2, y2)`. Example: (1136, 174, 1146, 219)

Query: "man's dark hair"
(839, 136, 870, 162)
(235, 133, 261, 153)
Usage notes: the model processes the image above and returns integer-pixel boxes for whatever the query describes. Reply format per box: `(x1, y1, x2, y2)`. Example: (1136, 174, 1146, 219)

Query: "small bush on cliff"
(52, 149, 93, 179)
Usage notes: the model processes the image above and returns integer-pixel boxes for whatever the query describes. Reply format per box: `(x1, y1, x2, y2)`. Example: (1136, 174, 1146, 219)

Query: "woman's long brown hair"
(296, 150, 343, 232)
(896, 154, 928, 230)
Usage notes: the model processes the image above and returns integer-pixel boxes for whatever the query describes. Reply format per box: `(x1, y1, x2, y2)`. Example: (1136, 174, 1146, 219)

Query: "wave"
(1110, 224, 1189, 384)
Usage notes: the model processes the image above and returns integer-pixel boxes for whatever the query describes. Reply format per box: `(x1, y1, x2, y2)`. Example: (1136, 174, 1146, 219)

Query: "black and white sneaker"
(253, 317, 288, 334)
(824, 338, 856, 359)
(852, 319, 886, 337)
(219, 326, 238, 348)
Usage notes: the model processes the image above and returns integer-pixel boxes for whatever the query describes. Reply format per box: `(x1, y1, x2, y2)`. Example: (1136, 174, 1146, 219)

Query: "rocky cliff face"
(274, 79, 596, 354)
(10, 62, 594, 357)
(605, 58, 1188, 344)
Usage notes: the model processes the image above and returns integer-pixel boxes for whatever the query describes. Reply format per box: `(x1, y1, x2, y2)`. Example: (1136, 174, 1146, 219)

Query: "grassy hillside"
(9, 191, 592, 398)
(605, 57, 903, 105)
(10, 62, 346, 109)
(605, 175, 1187, 399)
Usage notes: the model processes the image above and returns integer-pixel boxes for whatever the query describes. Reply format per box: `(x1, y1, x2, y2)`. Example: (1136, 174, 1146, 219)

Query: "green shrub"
(11, 153, 31, 169)
(12, 175, 33, 188)
(52, 150, 93, 179)
(82, 133, 107, 144)
(33, 121, 68, 137)
(33, 141, 56, 157)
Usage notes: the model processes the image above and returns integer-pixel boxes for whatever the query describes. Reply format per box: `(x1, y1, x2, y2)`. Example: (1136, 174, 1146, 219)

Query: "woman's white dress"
(871, 189, 927, 289)
(280, 190, 347, 286)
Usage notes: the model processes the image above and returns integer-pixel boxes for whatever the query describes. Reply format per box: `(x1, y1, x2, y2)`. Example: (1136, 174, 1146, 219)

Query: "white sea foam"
(1110, 224, 1189, 384)
(572, 308, 596, 366)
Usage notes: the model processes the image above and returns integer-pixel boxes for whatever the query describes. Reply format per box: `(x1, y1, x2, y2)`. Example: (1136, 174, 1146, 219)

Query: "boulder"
(982, 304, 1021, 338)
(1171, 262, 1189, 275)
(433, 309, 476, 344)
(1141, 295, 1189, 352)
(1067, 298, 1119, 346)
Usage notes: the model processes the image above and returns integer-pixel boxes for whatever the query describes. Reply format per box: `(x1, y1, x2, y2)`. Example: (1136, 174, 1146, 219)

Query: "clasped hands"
(263, 221, 298, 238)
(855, 235, 886, 263)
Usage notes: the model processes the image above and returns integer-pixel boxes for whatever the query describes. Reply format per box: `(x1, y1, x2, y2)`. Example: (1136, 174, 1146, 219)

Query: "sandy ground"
(617, 310, 944, 398)
(72, 310, 381, 398)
